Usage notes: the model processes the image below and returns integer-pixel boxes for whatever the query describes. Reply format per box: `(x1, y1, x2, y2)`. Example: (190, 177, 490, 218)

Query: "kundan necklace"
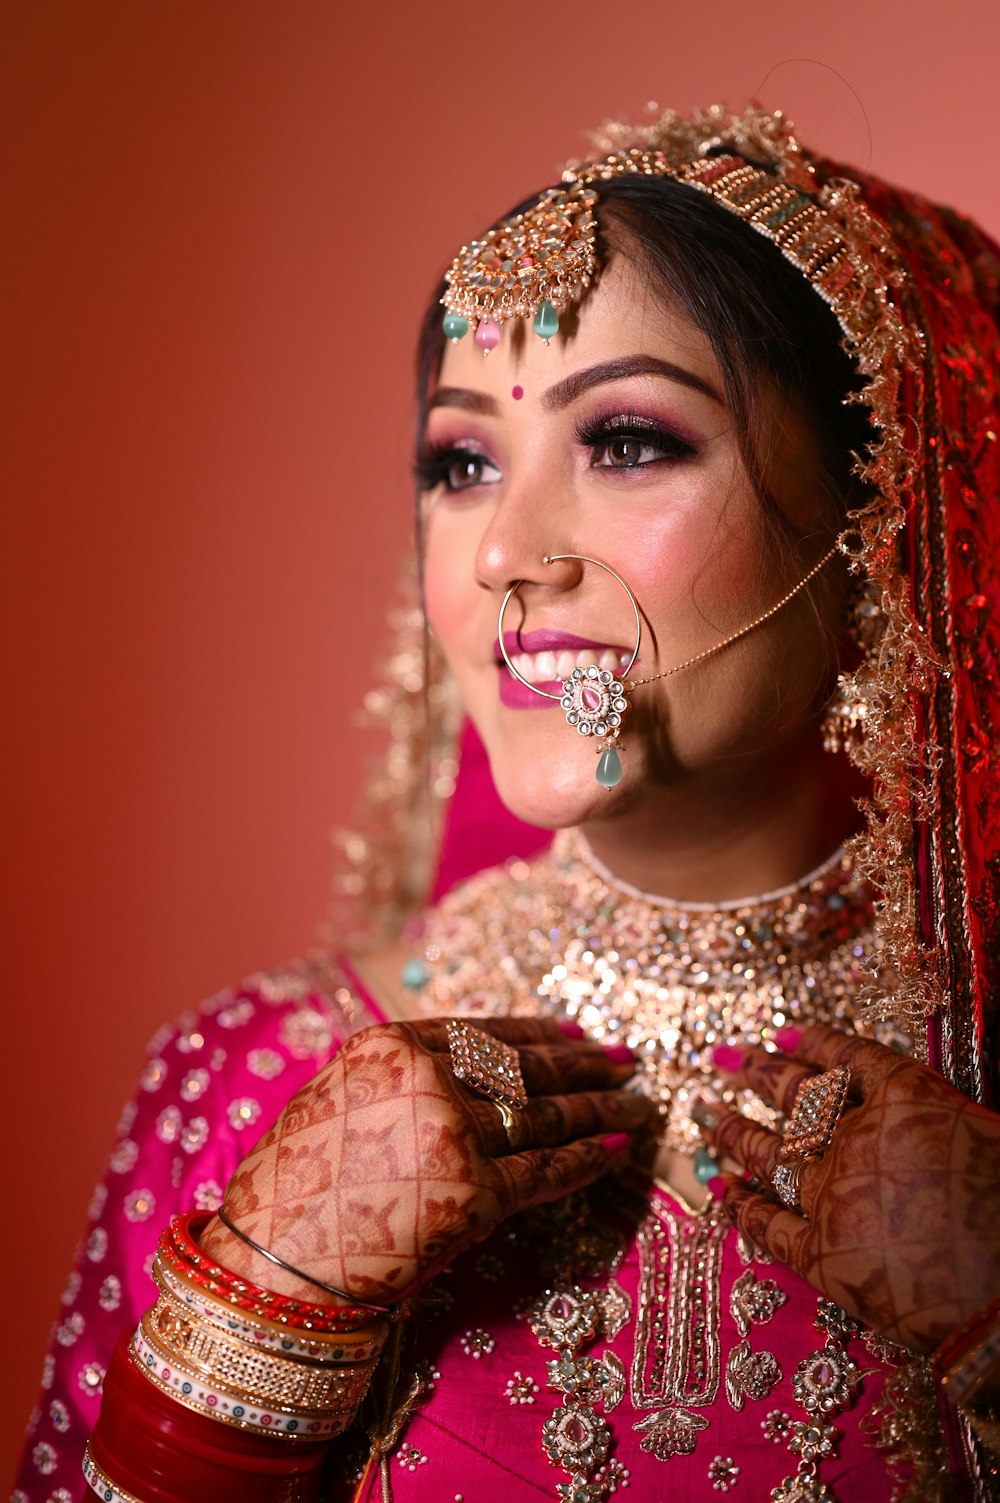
(409, 831, 885, 1152)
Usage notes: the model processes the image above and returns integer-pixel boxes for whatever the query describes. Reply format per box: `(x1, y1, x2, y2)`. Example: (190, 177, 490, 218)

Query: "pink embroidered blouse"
(13, 961, 903, 1503)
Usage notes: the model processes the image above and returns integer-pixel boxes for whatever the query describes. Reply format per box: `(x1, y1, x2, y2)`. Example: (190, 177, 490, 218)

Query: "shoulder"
(148, 954, 376, 1083)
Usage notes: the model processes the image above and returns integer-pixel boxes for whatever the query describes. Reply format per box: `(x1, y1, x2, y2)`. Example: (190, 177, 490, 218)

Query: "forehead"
(434, 253, 723, 401)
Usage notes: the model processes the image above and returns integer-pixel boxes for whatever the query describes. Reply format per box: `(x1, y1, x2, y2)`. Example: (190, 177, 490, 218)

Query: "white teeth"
(506, 647, 629, 683)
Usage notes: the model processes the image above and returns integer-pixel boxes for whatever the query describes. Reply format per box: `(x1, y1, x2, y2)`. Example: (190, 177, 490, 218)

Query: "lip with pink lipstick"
(497, 629, 635, 710)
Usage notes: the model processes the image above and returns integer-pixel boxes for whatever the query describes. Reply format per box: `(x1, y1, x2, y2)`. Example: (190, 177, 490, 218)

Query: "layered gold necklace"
(414, 831, 883, 1151)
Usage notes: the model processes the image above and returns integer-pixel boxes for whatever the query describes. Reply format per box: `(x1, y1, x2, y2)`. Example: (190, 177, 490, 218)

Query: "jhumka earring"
(497, 555, 641, 789)
(821, 577, 882, 755)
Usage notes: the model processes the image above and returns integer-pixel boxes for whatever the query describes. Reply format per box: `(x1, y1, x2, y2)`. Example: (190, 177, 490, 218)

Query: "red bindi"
(511, 385, 524, 400)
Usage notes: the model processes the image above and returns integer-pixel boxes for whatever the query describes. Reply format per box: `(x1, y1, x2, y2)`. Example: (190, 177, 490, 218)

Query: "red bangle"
(163, 1213, 377, 1333)
(87, 1331, 331, 1503)
(933, 1296, 1000, 1379)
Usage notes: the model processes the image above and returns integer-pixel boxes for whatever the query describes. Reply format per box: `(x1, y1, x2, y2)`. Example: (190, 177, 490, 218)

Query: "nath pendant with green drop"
(596, 746, 622, 788)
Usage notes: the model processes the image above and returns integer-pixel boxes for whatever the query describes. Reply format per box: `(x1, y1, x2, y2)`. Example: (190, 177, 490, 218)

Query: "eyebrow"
(541, 355, 724, 410)
(427, 386, 499, 415)
(426, 354, 724, 419)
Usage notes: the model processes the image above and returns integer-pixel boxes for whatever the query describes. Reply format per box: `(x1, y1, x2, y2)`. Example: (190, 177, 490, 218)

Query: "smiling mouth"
(502, 645, 631, 684)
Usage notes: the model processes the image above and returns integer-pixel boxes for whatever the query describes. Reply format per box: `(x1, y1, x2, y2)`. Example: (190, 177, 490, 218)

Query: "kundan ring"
(777, 1065, 851, 1167)
(446, 1021, 529, 1148)
(772, 1158, 810, 1211)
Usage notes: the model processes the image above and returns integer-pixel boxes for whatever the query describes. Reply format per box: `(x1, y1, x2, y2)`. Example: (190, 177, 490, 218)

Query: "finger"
(415, 1016, 580, 1051)
(775, 1023, 912, 1098)
(473, 1087, 655, 1155)
(712, 1043, 816, 1116)
(501, 1131, 635, 1209)
(697, 1104, 784, 1185)
(421, 1017, 637, 1094)
(516, 1042, 637, 1095)
(710, 1174, 812, 1272)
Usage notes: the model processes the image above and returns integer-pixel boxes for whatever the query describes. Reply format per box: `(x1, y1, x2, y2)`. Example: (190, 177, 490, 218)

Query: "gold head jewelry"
(441, 103, 908, 378)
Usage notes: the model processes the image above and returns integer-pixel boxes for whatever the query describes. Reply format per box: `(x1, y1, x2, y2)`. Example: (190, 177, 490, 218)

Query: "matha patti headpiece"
(441, 103, 910, 381)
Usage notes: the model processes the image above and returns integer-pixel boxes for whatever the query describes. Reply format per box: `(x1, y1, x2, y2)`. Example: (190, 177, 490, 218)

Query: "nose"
(473, 479, 580, 599)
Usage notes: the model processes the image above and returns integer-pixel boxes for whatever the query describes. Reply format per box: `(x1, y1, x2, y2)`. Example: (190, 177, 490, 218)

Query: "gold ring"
(777, 1065, 850, 1166)
(495, 1099, 526, 1150)
(446, 1020, 528, 1110)
(772, 1158, 809, 1210)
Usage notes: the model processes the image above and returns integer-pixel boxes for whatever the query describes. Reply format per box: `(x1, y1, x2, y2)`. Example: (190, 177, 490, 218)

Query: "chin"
(486, 736, 636, 831)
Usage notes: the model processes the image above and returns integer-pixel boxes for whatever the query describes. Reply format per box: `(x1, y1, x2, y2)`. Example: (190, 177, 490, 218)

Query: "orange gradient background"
(4, 0, 999, 1478)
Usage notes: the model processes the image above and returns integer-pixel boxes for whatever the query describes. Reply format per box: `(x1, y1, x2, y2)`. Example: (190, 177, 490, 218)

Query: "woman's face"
(421, 252, 840, 839)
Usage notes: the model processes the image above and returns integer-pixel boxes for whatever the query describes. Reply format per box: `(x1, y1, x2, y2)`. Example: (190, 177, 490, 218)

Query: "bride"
(16, 104, 1000, 1503)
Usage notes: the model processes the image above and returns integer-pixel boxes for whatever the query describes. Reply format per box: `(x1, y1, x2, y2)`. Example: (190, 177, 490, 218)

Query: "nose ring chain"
(497, 546, 840, 790)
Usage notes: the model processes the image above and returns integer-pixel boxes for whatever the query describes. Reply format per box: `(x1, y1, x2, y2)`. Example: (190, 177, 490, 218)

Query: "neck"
(580, 727, 867, 903)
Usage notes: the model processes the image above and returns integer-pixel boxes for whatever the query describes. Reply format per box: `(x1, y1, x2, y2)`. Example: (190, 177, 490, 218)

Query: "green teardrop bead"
(533, 299, 559, 340)
(694, 1146, 720, 1185)
(596, 747, 622, 788)
(442, 311, 469, 342)
(400, 958, 430, 991)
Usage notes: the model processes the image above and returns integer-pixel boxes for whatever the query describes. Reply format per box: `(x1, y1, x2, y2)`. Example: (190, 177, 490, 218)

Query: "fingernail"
(690, 1099, 720, 1130)
(604, 1044, 636, 1065)
(775, 1027, 803, 1055)
(707, 1175, 729, 1198)
(711, 1044, 746, 1073)
(557, 1020, 585, 1039)
(603, 1132, 631, 1155)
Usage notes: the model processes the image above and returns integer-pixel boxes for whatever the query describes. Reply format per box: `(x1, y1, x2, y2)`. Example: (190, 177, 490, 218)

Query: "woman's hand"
(699, 1022, 1000, 1354)
(201, 1017, 654, 1306)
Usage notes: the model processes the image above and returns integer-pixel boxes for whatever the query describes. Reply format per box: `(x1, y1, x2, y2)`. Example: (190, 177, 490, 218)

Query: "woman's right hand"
(199, 1017, 653, 1306)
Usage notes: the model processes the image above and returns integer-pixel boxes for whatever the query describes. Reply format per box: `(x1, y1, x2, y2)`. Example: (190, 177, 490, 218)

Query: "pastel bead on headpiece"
(440, 103, 908, 370)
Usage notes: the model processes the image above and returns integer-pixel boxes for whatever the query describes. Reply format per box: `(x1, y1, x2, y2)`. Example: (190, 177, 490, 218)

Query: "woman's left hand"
(698, 1022, 1000, 1354)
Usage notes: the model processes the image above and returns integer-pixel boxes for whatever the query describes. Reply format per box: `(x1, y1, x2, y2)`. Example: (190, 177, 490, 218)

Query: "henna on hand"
(201, 1018, 653, 1306)
(701, 1023, 1000, 1354)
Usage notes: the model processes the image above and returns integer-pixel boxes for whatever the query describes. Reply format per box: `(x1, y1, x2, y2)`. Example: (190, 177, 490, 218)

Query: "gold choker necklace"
(415, 832, 886, 1152)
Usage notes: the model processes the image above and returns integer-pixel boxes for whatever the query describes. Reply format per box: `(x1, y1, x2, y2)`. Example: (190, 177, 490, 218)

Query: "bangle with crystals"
(86, 1331, 332, 1503)
(138, 1301, 379, 1426)
(153, 1257, 388, 1363)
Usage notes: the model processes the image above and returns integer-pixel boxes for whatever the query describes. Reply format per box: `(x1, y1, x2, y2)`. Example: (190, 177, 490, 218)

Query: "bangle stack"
(86, 1212, 392, 1503)
(160, 1211, 382, 1330)
(934, 1296, 1000, 1452)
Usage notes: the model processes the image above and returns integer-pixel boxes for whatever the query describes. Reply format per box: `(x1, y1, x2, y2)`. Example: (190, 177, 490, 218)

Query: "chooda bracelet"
(162, 1212, 383, 1332)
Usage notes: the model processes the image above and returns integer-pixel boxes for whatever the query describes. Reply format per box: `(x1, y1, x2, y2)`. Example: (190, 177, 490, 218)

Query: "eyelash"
(417, 413, 698, 494)
(575, 412, 698, 471)
(416, 443, 498, 494)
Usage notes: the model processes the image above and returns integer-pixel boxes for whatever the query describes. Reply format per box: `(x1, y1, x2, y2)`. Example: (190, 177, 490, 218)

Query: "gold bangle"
(83, 1443, 148, 1503)
(130, 1330, 362, 1440)
(142, 1302, 377, 1412)
(153, 1259, 387, 1361)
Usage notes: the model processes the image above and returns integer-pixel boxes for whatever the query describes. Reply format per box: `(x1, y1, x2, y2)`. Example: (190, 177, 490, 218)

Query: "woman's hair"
(415, 174, 874, 554)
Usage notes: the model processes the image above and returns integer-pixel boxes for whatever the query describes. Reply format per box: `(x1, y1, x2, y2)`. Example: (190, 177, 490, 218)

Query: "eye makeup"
(575, 410, 700, 471)
(416, 438, 501, 494)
